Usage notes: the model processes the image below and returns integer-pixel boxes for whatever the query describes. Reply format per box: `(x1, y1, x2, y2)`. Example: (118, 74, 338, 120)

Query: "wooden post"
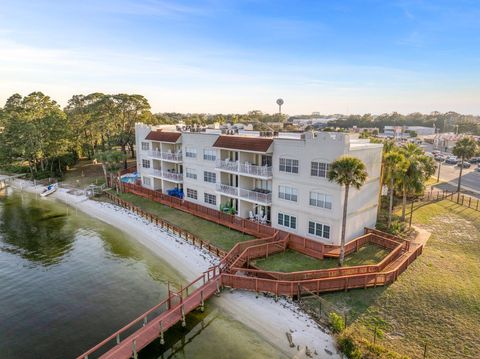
(159, 321, 165, 345)
(116, 333, 120, 344)
(200, 290, 205, 312)
(181, 304, 186, 327)
(132, 339, 138, 359)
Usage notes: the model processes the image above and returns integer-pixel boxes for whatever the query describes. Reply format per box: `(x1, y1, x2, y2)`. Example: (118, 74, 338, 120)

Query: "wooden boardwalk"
(77, 188, 423, 359)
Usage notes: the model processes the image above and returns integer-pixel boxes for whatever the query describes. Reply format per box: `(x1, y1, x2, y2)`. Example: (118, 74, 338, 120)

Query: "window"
(185, 147, 197, 158)
(277, 213, 296, 229)
(185, 168, 197, 180)
(204, 193, 216, 205)
(311, 161, 330, 178)
(203, 171, 216, 183)
(308, 221, 331, 239)
(186, 188, 198, 200)
(203, 149, 217, 161)
(278, 185, 298, 202)
(142, 159, 151, 169)
(309, 192, 333, 209)
(141, 142, 150, 151)
(142, 177, 151, 186)
(279, 158, 299, 174)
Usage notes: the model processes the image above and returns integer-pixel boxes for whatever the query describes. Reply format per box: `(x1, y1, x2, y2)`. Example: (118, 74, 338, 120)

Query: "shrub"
(329, 312, 345, 333)
(338, 334, 362, 359)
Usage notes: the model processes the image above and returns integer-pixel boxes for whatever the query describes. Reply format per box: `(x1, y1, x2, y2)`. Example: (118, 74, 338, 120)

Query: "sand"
(11, 180, 340, 358)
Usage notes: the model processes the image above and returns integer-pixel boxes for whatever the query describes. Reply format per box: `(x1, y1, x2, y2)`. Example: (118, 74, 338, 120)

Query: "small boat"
(40, 183, 58, 197)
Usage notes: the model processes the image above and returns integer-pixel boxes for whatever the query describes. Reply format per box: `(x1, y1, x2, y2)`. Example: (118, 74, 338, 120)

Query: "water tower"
(276, 98, 284, 115)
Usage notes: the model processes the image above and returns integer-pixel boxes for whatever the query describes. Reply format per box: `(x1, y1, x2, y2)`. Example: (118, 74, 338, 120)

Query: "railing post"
(116, 333, 120, 344)
(200, 290, 205, 312)
(143, 315, 148, 326)
(181, 304, 186, 327)
(159, 320, 165, 345)
(132, 339, 138, 359)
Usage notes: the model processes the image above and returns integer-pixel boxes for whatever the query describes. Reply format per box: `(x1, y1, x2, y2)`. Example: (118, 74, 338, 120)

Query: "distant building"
(381, 125, 435, 138)
(135, 123, 383, 245)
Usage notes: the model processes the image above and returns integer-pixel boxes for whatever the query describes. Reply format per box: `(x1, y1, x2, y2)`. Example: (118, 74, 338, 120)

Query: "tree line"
(326, 112, 480, 134)
(0, 92, 153, 178)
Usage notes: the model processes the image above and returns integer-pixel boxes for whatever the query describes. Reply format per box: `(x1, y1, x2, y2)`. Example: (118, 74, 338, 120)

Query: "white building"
(135, 124, 383, 245)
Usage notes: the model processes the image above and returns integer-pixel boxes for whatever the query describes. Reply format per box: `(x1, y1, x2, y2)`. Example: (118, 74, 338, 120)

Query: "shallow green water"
(0, 190, 286, 359)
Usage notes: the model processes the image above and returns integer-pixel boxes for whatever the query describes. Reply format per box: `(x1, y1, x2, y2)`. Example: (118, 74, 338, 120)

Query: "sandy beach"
(12, 180, 340, 358)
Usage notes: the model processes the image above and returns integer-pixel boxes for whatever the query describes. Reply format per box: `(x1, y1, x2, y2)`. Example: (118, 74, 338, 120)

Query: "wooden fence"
(122, 183, 276, 238)
(421, 189, 480, 212)
(222, 243, 423, 297)
(104, 191, 228, 258)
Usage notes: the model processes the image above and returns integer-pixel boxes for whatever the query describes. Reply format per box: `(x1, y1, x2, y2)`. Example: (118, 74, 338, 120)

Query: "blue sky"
(0, 0, 479, 114)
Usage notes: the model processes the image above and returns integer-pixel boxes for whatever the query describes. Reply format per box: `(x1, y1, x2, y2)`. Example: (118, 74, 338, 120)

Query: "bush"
(329, 312, 345, 333)
(338, 334, 362, 359)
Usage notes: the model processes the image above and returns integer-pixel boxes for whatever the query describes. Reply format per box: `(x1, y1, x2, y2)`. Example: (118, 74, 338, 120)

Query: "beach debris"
(305, 346, 312, 357)
(286, 332, 295, 348)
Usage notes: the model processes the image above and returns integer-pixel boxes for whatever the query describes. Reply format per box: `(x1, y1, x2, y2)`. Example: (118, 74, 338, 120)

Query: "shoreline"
(11, 180, 340, 358)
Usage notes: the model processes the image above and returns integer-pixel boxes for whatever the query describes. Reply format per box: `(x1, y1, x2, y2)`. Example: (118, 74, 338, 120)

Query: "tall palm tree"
(452, 138, 478, 201)
(383, 150, 408, 227)
(328, 156, 368, 266)
(397, 144, 436, 221)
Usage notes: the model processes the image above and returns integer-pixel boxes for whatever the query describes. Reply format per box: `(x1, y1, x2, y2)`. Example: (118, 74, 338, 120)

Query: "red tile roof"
(212, 135, 273, 152)
(145, 130, 181, 143)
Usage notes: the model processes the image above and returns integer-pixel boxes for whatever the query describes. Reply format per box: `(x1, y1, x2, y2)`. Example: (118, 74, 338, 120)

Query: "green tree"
(383, 150, 408, 227)
(397, 143, 436, 221)
(0, 92, 69, 177)
(95, 150, 127, 192)
(452, 137, 478, 199)
(328, 156, 368, 266)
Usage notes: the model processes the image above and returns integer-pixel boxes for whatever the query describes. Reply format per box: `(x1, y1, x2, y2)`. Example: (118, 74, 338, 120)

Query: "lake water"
(0, 190, 286, 359)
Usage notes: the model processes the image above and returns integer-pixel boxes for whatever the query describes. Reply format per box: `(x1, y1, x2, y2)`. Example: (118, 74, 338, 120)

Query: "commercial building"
(135, 123, 383, 245)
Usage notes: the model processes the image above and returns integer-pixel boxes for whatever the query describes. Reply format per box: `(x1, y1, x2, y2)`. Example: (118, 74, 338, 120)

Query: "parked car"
(475, 166, 480, 172)
(445, 156, 458, 164)
(469, 157, 480, 164)
(457, 161, 471, 168)
(434, 155, 446, 162)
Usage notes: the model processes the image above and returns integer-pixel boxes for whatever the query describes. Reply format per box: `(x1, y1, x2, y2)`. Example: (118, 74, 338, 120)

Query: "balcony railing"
(146, 168, 183, 182)
(148, 151, 182, 162)
(148, 150, 162, 159)
(215, 160, 272, 178)
(161, 170, 183, 182)
(239, 188, 272, 204)
(216, 184, 272, 205)
(216, 183, 239, 196)
(162, 152, 182, 162)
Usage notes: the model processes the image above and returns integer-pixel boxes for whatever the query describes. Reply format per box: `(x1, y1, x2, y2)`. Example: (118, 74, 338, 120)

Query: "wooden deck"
(76, 187, 423, 359)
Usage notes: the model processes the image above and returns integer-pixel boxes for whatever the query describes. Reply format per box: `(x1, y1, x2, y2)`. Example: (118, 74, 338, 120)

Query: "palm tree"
(452, 138, 478, 201)
(397, 144, 436, 221)
(95, 150, 127, 192)
(328, 156, 368, 266)
(383, 150, 408, 228)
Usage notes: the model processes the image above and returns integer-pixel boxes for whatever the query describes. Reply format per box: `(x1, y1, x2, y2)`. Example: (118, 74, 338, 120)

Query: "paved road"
(431, 163, 480, 198)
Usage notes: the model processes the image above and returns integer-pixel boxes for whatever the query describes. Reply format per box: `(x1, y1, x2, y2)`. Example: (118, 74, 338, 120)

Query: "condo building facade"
(135, 123, 383, 245)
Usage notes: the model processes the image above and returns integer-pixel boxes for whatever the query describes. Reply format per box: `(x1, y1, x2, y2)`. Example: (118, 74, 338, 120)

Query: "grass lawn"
(251, 243, 391, 272)
(318, 200, 480, 359)
(110, 191, 253, 251)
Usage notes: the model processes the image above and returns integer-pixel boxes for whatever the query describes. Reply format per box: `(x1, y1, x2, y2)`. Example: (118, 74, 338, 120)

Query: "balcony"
(146, 169, 183, 182)
(215, 160, 272, 178)
(216, 183, 239, 196)
(148, 150, 182, 162)
(162, 170, 183, 182)
(216, 184, 272, 205)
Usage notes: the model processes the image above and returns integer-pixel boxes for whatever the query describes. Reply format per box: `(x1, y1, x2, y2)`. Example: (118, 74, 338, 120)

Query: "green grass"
(317, 201, 480, 359)
(252, 244, 391, 272)
(110, 191, 253, 250)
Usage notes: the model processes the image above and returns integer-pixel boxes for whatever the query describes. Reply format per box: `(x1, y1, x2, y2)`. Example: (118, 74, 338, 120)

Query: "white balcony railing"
(215, 160, 272, 178)
(148, 150, 162, 159)
(215, 183, 272, 205)
(146, 168, 183, 182)
(161, 170, 183, 182)
(239, 188, 272, 204)
(147, 150, 182, 162)
(162, 152, 182, 162)
(216, 183, 239, 196)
